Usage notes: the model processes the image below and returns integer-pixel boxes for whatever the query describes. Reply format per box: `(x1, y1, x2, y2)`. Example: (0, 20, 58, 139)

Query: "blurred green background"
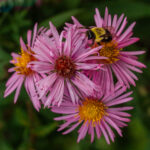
(0, 0, 150, 150)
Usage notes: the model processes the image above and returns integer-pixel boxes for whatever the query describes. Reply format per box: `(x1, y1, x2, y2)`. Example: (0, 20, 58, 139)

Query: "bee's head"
(86, 30, 96, 40)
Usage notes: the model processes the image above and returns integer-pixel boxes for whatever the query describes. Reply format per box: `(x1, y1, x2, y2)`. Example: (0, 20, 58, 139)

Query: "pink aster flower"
(52, 83, 133, 144)
(91, 7, 146, 89)
(30, 22, 106, 107)
(66, 8, 146, 91)
(4, 23, 50, 111)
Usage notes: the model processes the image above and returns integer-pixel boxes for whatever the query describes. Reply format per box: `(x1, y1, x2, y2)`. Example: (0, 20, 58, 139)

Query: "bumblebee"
(86, 27, 112, 45)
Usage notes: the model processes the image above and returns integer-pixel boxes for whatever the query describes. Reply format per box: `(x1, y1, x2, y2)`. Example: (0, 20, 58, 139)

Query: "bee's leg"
(97, 42, 101, 45)
(91, 39, 95, 45)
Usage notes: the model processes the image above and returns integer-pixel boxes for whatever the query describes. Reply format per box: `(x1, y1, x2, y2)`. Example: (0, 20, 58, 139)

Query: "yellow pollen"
(78, 98, 107, 126)
(13, 48, 35, 75)
(98, 41, 121, 64)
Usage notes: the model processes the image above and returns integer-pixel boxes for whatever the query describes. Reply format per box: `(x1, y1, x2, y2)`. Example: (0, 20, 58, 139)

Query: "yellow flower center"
(93, 41, 121, 64)
(13, 48, 35, 75)
(78, 98, 107, 126)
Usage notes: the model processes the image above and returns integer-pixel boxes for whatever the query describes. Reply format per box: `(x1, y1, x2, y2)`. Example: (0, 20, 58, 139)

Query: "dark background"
(0, 0, 150, 150)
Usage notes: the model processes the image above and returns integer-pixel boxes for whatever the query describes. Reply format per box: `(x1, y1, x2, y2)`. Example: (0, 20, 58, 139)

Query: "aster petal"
(54, 114, 77, 121)
(71, 16, 83, 27)
(45, 78, 64, 107)
(95, 123, 101, 139)
(74, 46, 102, 62)
(102, 120, 115, 142)
(108, 110, 131, 117)
(20, 37, 27, 51)
(26, 75, 41, 111)
(116, 17, 127, 36)
(49, 22, 60, 47)
(120, 51, 145, 56)
(89, 122, 95, 143)
(32, 23, 38, 47)
(99, 122, 110, 144)
(63, 28, 71, 56)
(52, 105, 76, 114)
(108, 113, 131, 122)
(108, 106, 133, 112)
(119, 55, 146, 68)
(76, 63, 102, 70)
(66, 79, 79, 104)
(4, 75, 24, 97)
(58, 117, 79, 131)
(77, 122, 88, 143)
(8, 67, 15, 73)
(72, 72, 101, 96)
(37, 73, 57, 99)
(112, 14, 117, 28)
(117, 22, 136, 42)
(6, 72, 19, 87)
(124, 63, 143, 73)
(27, 30, 32, 47)
(14, 77, 24, 103)
(108, 14, 112, 27)
(95, 8, 103, 27)
(118, 37, 139, 48)
(102, 86, 126, 103)
(112, 119, 128, 127)
(29, 61, 54, 74)
(111, 63, 130, 88)
(106, 97, 133, 107)
(11, 52, 20, 58)
(115, 62, 136, 86)
(104, 7, 108, 26)
(104, 116, 122, 136)
(63, 122, 80, 135)
(114, 14, 124, 33)
(118, 62, 138, 80)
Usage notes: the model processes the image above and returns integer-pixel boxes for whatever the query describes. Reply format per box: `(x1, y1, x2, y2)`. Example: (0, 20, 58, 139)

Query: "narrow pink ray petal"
(108, 14, 112, 27)
(106, 97, 133, 107)
(49, 21, 60, 47)
(119, 56, 146, 68)
(104, 116, 122, 136)
(20, 37, 27, 51)
(14, 76, 24, 103)
(95, 8, 103, 27)
(99, 122, 110, 144)
(77, 122, 88, 143)
(118, 22, 136, 42)
(116, 17, 127, 36)
(32, 23, 38, 47)
(104, 7, 108, 27)
(27, 30, 32, 47)
(63, 122, 80, 135)
(102, 120, 115, 142)
(120, 50, 145, 56)
(109, 114, 131, 122)
(95, 123, 101, 139)
(114, 14, 124, 33)
(112, 14, 117, 28)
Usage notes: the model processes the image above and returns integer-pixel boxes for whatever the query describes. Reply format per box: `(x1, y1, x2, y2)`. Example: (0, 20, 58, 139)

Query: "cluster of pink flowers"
(4, 7, 146, 144)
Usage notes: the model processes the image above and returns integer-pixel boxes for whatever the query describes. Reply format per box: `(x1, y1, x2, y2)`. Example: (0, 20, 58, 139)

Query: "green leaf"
(33, 122, 57, 137)
(13, 108, 30, 127)
(0, 140, 13, 150)
(0, 48, 11, 80)
(40, 9, 84, 28)
(63, 0, 80, 9)
(83, 0, 150, 19)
